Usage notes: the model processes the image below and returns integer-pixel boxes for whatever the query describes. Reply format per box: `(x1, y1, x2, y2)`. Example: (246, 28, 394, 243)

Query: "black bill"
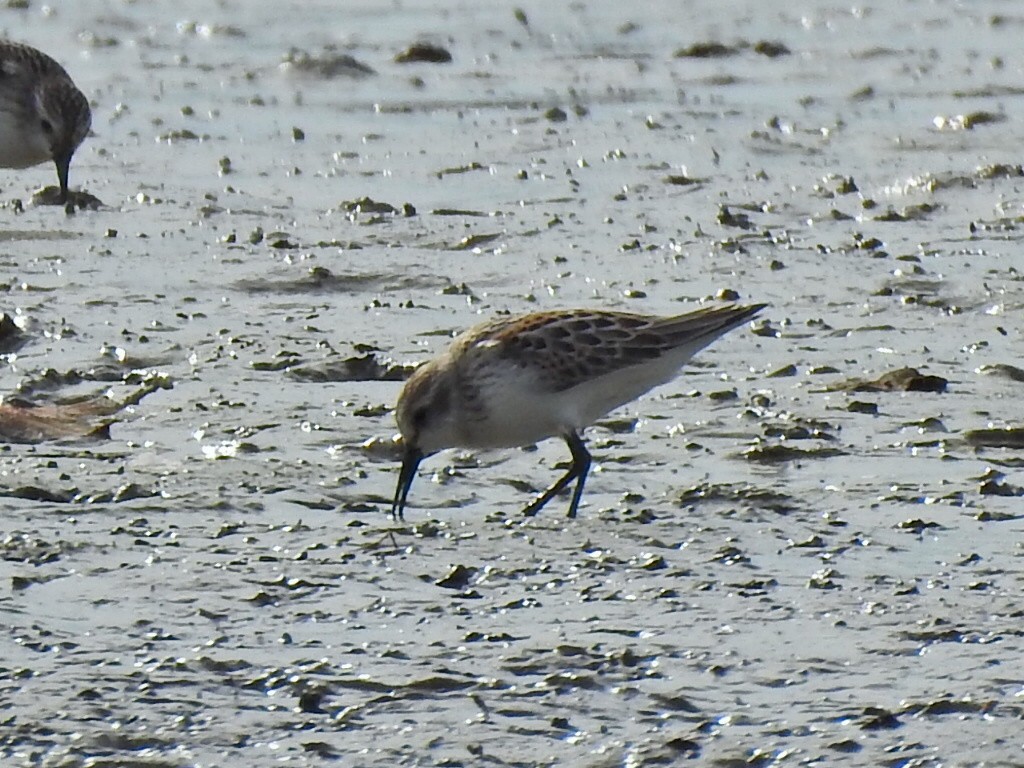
(392, 445, 423, 520)
(54, 152, 72, 203)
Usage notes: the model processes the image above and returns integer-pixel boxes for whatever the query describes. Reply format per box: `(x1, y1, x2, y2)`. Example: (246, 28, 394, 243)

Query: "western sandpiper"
(0, 41, 91, 203)
(392, 303, 765, 520)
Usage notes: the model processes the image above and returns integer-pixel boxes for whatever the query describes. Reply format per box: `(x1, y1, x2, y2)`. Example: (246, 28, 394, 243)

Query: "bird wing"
(459, 305, 762, 394)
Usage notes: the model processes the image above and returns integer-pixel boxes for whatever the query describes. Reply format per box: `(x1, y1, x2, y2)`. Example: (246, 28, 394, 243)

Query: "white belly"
(458, 353, 685, 448)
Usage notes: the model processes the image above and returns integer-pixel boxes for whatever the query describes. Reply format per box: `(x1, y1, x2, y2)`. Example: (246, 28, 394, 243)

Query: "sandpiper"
(0, 41, 91, 203)
(392, 303, 765, 519)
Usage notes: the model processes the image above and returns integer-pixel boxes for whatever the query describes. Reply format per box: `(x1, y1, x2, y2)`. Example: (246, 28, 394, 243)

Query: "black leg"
(522, 431, 592, 518)
(563, 431, 592, 518)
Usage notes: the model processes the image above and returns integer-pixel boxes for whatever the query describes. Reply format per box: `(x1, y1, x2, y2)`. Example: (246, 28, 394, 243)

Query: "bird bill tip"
(391, 445, 423, 521)
(54, 154, 72, 202)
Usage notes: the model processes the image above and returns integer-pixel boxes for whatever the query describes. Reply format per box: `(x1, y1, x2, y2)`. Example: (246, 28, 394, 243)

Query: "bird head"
(36, 79, 91, 199)
(392, 358, 459, 518)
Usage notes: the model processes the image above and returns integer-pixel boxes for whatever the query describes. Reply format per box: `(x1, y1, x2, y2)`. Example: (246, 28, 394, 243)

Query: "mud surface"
(1, 1, 1023, 766)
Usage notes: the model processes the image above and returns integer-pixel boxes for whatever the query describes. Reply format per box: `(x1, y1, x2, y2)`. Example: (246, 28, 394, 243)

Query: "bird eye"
(40, 119, 54, 135)
(412, 407, 429, 429)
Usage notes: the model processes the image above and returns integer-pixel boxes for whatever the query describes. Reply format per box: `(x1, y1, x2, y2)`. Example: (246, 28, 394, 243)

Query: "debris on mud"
(823, 367, 948, 393)
(0, 377, 171, 444)
(965, 427, 1024, 449)
(285, 353, 411, 383)
(395, 43, 452, 64)
(674, 39, 791, 58)
(280, 48, 376, 78)
(340, 197, 417, 222)
(933, 111, 1005, 130)
(31, 186, 103, 211)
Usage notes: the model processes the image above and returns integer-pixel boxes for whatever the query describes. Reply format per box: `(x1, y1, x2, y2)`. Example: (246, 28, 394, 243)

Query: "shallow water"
(1, 1, 1023, 766)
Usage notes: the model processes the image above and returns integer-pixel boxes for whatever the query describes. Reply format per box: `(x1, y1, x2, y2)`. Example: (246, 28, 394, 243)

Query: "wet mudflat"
(1, 1, 1023, 765)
